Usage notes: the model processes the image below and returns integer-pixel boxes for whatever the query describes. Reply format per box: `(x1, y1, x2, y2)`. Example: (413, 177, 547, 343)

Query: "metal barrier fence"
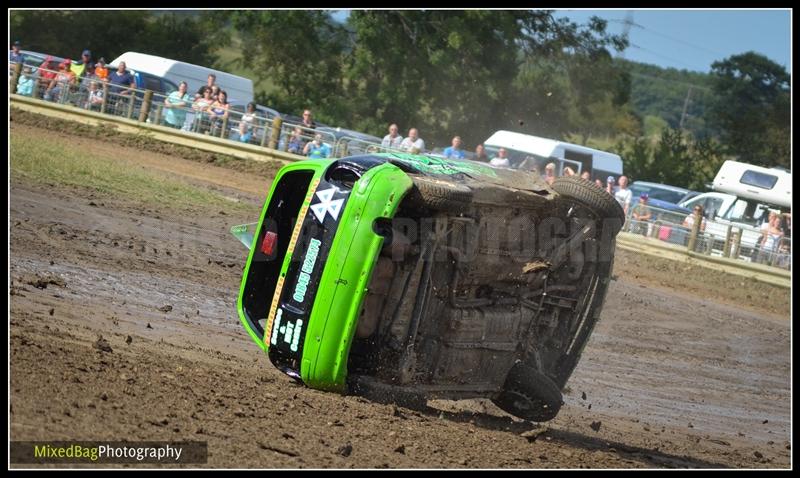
(621, 202, 791, 271)
(9, 63, 367, 160)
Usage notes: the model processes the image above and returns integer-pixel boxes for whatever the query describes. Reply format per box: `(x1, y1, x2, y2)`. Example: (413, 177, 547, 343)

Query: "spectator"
(614, 175, 633, 215)
(36, 56, 57, 98)
(443, 136, 466, 160)
(580, 170, 591, 181)
(400, 128, 425, 153)
(9, 40, 25, 71)
(490, 147, 511, 168)
(286, 127, 305, 155)
(16, 65, 34, 96)
(208, 89, 230, 136)
(163, 81, 191, 129)
(209, 84, 221, 102)
(192, 86, 214, 133)
(682, 205, 707, 232)
(474, 144, 488, 162)
(563, 166, 576, 176)
(108, 61, 135, 114)
(44, 59, 76, 102)
(70, 49, 94, 80)
(301, 109, 317, 130)
(84, 80, 104, 110)
(381, 123, 403, 150)
(605, 176, 616, 195)
(196, 73, 216, 100)
(631, 193, 652, 236)
(238, 102, 259, 144)
(544, 162, 556, 185)
(594, 178, 604, 189)
(756, 211, 784, 264)
(304, 133, 331, 159)
(94, 58, 109, 82)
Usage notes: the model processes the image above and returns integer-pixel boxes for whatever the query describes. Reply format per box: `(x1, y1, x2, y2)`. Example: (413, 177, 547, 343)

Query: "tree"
(9, 10, 218, 66)
(708, 52, 790, 168)
(228, 11, 350, 123)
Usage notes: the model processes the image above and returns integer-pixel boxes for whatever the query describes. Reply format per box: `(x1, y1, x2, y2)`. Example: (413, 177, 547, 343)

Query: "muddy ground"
(9, 121, 791, 468)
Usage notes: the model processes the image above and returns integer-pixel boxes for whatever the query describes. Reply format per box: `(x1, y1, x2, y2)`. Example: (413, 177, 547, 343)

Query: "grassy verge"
(11, 131, 251, 212)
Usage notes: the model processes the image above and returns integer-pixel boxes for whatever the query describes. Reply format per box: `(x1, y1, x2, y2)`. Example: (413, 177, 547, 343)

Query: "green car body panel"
(236, 156, 415, 392)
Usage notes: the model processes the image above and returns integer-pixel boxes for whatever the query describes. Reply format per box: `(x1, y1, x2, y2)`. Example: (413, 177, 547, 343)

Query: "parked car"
(226, 100, 282, 144)
(628, 181, 694, 224)
(233, 153, 625, 421)
(315, 126, 382, 156)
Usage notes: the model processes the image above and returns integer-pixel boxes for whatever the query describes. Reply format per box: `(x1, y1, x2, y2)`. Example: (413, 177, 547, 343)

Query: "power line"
(629, 43, 709, 72)
(628, 71, 712, 92)
(632, 22, 727, 59)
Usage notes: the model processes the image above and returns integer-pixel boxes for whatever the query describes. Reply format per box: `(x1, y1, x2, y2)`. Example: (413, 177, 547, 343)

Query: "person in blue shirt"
(108, 61, 135, 115)
(9, 40, 25, 66)
(303, 133, 331, 159)
(163, 81, 191, 129)
(16, 66, 34, 96)
(443, 136, 466, 160)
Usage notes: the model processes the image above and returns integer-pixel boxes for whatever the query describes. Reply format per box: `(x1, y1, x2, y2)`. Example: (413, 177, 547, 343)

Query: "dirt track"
(9, 122, 791, 468)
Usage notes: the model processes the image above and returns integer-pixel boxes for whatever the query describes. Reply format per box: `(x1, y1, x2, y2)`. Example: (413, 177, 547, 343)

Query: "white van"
(679, 161, 791, 258)
(109, 52, 254, 104)
(712, 160, 791, 208)
(483, 130, 623, 180)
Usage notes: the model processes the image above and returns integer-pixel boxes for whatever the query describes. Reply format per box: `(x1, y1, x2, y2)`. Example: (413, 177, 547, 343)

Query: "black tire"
(491, 363, 563, 422)
(551, 176, 625, 235)
(406, 175, 473, 213)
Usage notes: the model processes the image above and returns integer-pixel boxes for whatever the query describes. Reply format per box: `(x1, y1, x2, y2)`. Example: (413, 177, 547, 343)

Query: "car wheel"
(406, 175, 473, 213)
(492, 363, 563, 422)
(551, 176, 625, 235)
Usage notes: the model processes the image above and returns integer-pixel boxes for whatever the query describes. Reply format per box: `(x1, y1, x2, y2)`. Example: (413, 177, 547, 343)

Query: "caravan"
(483, 130, 623, 180)
(679, 160, 791, 258)
(109, 52, 254, 104)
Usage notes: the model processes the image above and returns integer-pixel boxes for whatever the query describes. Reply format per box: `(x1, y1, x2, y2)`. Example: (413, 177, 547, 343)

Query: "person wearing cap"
(605, 176, 616, 195)
(613, 175, 632, 215)
(70, 50, 93, 83)
(9, 40, 25, 67)
(44, 59, 76, 102)
(631, 193, 652, 236)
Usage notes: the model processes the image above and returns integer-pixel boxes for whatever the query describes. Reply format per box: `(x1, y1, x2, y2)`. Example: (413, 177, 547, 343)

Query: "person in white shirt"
(489, 147, 511, 167)
(399, 128, 425, 153)
(381, 123, 403, 150)
(613, 175, 633, 214)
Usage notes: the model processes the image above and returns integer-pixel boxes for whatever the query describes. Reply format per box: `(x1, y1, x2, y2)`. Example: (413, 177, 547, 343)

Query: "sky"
(330, 9, 791, 74)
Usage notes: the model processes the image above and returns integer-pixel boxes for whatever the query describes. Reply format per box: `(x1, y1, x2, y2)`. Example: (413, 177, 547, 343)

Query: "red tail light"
(260, 231, 278, 256)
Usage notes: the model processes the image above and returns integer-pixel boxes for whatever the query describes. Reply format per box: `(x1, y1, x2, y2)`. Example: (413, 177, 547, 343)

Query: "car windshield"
(630, 185, 686, 204)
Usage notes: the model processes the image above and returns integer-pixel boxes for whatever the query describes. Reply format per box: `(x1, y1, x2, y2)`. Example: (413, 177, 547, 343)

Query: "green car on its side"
(235, 152, 624, 421)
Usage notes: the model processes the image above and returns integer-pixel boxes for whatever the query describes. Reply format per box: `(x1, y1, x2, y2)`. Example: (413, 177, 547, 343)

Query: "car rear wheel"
(551, 176, 625, 235)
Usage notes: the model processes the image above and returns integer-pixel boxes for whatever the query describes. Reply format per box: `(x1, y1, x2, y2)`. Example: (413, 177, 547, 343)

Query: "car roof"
(316, 126, 380, 142)
(19, 49, 66, 66)
(227, 100, 281, 117)
(630, 181, 692, 194)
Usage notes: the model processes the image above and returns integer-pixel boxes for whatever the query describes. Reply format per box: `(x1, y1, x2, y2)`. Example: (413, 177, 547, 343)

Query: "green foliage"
(9, 10, 217, 66)
(708, 52, 790, 168)
(227, 10, 349, 124)
(614, 128, 726, 190)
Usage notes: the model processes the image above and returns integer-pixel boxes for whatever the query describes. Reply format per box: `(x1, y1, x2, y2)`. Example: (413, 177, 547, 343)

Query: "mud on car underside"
(237, 153, 625, 421)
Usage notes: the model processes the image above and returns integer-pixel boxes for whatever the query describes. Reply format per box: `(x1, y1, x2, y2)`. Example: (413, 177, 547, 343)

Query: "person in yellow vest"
(70, 49, 94, 80)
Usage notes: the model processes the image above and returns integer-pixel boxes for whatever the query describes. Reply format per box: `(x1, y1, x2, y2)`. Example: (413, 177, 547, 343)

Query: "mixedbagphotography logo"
(10, 441, 208, 464)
